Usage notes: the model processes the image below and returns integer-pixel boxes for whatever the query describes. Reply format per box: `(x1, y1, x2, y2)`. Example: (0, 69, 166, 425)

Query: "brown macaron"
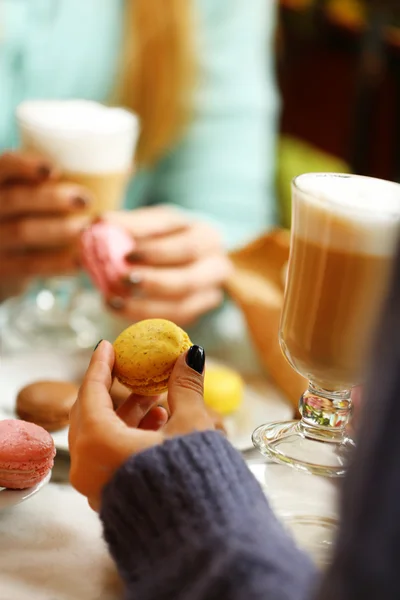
(16, 380, 79, 432)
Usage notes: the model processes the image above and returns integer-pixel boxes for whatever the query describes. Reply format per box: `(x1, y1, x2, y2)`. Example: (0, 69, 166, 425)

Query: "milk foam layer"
(293, 173, 400, 256)
(17, 100, 139, 173)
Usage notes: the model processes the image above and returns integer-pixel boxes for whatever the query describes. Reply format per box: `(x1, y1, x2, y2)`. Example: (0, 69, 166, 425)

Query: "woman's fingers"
(110, 378, 132, 409)
(128, 222, 223, 267)
(0, 214, 89, 250)
(164, 348, 213, 436)
(69, 345, 164, 506)
(116, 394, 160, 427)
(0, 182, 92, 218)
(74, 341, 115, 419)
(105, 206, 187, 239)
(0, 151, 55, 185)
(138, 406, 169, 431)
(109, 287, 223, 326)
(124, 255, 232, 299)
(69, 341, 115, 452)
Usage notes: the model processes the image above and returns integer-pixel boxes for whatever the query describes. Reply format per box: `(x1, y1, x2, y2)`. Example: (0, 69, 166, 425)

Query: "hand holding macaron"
(80, 205, 232, 326)
(69, 324, 213, 511)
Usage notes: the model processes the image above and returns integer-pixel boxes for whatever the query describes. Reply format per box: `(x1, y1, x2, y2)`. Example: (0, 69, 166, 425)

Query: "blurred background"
(276, 0, 400, 226)
(1, 0, 400, 361)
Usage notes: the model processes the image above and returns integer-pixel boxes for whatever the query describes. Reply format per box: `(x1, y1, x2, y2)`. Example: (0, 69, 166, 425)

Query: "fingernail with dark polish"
(72, 195, 90, 209)
(186, 345, 205, 374)
(125, 251, 143, 264)
(37, 164, 52, 178)
(94, 339, 103, 351)
(108, 297, 125, 311)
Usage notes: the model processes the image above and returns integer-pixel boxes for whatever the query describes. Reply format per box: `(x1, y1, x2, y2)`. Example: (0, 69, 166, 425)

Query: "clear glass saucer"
(252, 420, 355, 478)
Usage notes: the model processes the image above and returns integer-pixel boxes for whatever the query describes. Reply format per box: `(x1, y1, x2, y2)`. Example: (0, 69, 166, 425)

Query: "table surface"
(0, 446, 339, 600)
(0, 453, 122, 600)
(0, 328, 338, 599)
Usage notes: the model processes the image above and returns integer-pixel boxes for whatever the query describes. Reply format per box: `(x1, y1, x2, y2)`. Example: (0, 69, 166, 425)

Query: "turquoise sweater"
(1, 0, 279, 362)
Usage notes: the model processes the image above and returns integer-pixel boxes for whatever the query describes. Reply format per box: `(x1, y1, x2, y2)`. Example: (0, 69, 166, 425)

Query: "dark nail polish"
(37, 164, 51, 178)
(125, 251, 143, 264)
(93, 340, 103, 351)
(72, 195, 90, 209)
(186, 345, 205, 374)
(108, 297, 125, 311)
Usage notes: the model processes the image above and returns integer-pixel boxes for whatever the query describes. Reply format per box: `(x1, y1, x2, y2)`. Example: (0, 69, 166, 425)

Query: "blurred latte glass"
(6, 100, 138, 350)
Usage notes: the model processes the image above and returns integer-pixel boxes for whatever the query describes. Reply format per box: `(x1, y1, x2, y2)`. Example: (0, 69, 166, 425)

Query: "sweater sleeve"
(100, 431, 317, 600)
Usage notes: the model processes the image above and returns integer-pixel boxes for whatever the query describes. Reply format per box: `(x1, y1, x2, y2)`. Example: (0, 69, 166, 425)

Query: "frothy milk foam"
(17, 100, 139, 173)
(293, 173, 400, 256)
(17, 100, 139, 213)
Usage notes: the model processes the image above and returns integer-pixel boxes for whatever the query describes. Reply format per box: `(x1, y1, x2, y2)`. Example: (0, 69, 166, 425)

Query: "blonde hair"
(117, 0, 196, 167)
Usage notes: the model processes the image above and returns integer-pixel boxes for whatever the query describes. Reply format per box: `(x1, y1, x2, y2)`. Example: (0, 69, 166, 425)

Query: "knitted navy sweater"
(100, 431, 317, 600)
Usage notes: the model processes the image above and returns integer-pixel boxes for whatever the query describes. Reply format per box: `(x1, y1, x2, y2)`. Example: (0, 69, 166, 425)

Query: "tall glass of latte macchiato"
(5, 100, 139, 351)
(17, 100, 137, 215)
(253, 173, 400, 477)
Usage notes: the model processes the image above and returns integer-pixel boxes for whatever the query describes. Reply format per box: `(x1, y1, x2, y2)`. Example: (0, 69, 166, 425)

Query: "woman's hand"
(0, 151, 91, 284)
(104, 206, 233, 326)
(69, 340, 213, 511)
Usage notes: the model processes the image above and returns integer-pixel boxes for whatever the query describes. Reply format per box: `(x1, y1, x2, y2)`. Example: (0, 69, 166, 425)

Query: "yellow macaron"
(204, 365, 244, 416)
(113, 319, 192, 395)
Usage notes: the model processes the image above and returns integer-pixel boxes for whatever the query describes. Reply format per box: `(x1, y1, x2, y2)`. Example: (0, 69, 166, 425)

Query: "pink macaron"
(0, 419, 56, 489)
(80, 221, 134, 298)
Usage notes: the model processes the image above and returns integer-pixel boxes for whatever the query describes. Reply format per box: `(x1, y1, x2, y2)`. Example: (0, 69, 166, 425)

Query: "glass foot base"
(252, 420, 355, 477)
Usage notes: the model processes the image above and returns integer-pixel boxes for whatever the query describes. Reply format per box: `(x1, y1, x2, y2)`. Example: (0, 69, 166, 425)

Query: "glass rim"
(292, 172, 400, 217)
(16, 101, 138, 139)
(17, 116, 137, 140)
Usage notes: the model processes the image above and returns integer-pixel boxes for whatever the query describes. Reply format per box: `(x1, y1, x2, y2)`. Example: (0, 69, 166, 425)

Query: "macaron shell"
(80, 227, 110, 295)
(16, 380, 78, 432)
(113, 319, 192, 393)
(0, 419, 55, 462)
(204, 366, 244, 415)
(80, 222, 134, 298)
(0, 456, 54, 489)
(98, 224, 134, 293)
(115, 372, 170, 396)
(0, 420, 55, 489)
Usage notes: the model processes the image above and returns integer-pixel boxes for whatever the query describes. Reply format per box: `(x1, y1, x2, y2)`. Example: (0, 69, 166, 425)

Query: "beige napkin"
(226, 230, 306, 412)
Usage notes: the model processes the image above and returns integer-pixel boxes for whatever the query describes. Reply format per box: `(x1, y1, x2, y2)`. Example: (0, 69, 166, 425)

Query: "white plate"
(0, 471, 52, 510)
(0, 352, 292, 453)
(0, 351, 91, 454)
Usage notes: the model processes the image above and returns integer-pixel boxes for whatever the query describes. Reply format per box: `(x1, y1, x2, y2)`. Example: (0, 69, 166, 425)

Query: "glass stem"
(299, 383, 352, 443)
